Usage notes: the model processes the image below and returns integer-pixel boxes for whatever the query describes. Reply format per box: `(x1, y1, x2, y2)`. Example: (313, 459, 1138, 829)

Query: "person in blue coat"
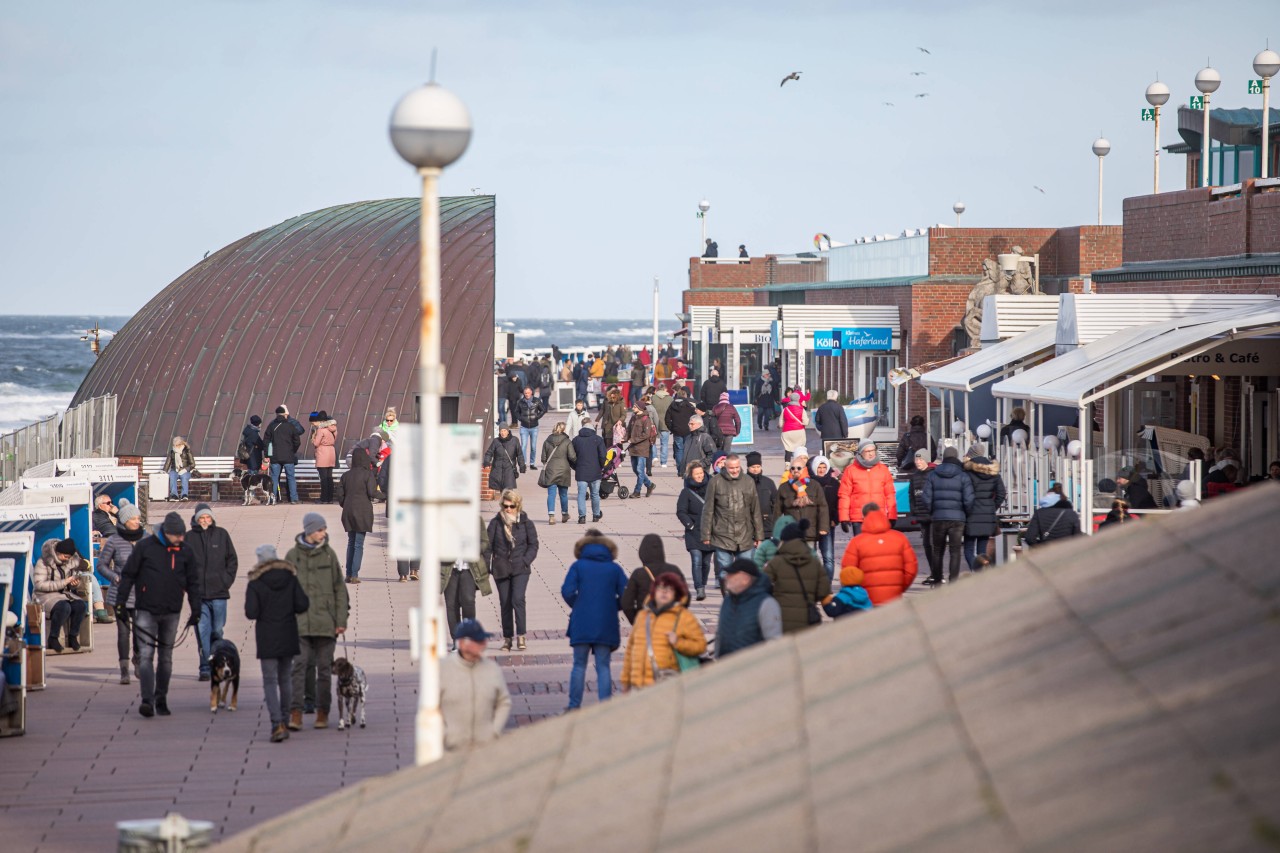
(570, 421, 609, 524)
(560, 529, 628, 711)
(921, 446, 975, 585)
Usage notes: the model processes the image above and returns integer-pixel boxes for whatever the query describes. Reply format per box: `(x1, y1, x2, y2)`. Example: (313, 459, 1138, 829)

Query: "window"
(862, 354, 898, 430)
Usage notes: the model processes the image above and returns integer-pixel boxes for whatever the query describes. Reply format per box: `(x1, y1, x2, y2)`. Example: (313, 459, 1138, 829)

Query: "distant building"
(1164, 106, 1280, 187)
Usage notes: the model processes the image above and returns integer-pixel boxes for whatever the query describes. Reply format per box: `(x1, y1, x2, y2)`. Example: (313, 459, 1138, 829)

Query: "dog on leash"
(209, 638, 240, 712)
(332, 657, 368, 730)
(240, 470, 277, 506)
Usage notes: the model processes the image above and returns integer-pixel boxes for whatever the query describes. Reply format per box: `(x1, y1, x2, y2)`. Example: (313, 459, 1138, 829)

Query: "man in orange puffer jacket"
(839, 505, 917, 606)
(838, 440, 897, 534)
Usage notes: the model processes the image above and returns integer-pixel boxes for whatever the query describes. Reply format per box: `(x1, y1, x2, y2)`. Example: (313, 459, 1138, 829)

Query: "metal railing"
(0, 395, 117, 491)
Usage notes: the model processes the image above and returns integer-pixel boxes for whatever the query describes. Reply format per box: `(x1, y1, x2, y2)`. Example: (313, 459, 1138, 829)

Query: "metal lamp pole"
(389, 80, 472, 766)
(1196, 66, 1221, 187)
(651, 277, 659, 384)
(1255, 49, 1280, 178)
(1145, 81, 1170, 192)
(698, 199, 710, 253)
(1092, 137, 1110, 225)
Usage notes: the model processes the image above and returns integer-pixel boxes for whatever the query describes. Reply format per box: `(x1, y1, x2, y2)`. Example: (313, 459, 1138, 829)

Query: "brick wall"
(1094, 276, 1280, 295)
(1250, 188, 1280, 254)
(1057, 226, 1123, 275)
(927, 228, 1060, 277)
(1123, 180, 1280, 263)
(1207, 196, 1248, 257)
(687, 256, 827, 291)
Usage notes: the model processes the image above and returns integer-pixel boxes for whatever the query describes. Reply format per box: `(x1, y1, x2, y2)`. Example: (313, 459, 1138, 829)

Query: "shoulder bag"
(789, 561, 822, 625)
(537, 439, 565, 488)
(1033, 508, 1068, 545)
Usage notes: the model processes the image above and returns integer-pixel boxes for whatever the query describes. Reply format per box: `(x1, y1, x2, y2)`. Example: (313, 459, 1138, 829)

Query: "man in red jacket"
(838, 440, 896, 535)
(839, 504, 917, 606)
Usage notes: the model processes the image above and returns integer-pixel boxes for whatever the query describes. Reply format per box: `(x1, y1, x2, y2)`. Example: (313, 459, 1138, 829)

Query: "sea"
(0, 316, 682, 435)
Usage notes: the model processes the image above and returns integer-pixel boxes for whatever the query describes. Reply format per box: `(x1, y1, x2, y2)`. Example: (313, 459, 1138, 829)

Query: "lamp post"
(1145, 80, 1170, 192)
(1195, 65, 1221, 187)
(1092, 137, 1110, 225)
(388, 80, 472, 767)
(952, 201, 965, 227)
(1255, 48, 1280, 178)
(697, 199, 710, 253)
(652, 277, 660, 384)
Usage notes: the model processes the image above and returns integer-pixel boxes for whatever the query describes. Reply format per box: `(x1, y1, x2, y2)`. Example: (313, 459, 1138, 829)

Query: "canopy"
(919, 323, 1056, 393)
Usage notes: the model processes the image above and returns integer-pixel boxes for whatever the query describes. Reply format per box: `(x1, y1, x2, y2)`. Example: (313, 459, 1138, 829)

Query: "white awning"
(979, 295, 1060, 342)
(1055, 292, 1279, 353)
(993, 303, 1280, 407)
(919, 323, 1057, 392)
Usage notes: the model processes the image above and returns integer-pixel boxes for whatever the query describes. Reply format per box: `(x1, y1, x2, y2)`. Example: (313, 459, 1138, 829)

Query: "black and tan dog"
(332, 657, 368, 730)
(208, 638, 240, 712)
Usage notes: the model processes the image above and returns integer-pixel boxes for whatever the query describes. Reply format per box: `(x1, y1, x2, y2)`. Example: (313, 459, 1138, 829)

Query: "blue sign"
(814, 327, 893, 356)
(813, 331, 840, 355)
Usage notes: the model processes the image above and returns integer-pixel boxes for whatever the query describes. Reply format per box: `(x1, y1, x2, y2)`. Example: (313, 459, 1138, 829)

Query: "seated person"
(33, 538, 91, 654)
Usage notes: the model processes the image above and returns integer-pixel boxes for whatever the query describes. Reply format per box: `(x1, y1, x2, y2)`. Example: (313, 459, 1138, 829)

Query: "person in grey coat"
(540, 422, 575, 524)
(814, 390, 849, 441)
(700, 454, 765, 579)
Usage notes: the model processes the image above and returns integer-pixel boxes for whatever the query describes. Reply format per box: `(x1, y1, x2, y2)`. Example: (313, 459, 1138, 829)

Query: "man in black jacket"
(116, 512, 201, 717)
(570, 420, 608, 524)
(815, 390, 849, 442)
(698, 369, 727, 413)
(514, 387, 547, 471)
(189, 503, 239, 682)
(746, 451, 779, 533)
(264, 405, 305, 504)
(665, 387, 697, 471)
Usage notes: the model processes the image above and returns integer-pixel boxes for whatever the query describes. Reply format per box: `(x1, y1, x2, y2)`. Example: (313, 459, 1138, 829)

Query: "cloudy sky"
(1, 0, 1273, 320)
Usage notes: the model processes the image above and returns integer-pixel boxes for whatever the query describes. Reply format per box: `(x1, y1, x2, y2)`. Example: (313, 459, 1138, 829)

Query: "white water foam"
(0, 382, 72, 433)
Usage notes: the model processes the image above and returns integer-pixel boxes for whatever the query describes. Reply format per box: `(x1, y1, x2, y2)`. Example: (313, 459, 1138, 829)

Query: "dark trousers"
(932, 521, 965, 581)
(397, 560, 420, 579)
(917, 522, 940, 582)
(496, 573, 530, 638)
(134, 610, 180, 704)
(115, 606, 137, 663)
(48, 599, 87, 646)
(261, 656, 293, 726)
(444, 570, 478, 639)
(292, 636, 335, 713)
(318, 467, 334, 502)
(964, 536, 990, 570)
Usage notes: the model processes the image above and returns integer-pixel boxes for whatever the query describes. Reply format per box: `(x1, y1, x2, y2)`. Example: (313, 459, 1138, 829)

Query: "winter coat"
(921, 459, 975, 522)
(755, 375, 777, 412)
(907, 465, 933, 521)
(336, 447, 378, 533)
(621, 602, 707, 689)
(439, 518, 493, 596)
(625, 411, 654, 458)
(286, 536, 348, 637)
(809, 465, 842, 521)
(117, 528, 202, 617)
(241, 423, 265, 466)
(652, 390, 673, 432)
(815, 400, 849, 441)
(896, 426, 937, 469)
(98, 524, 145, 608)
(700, 467, 765, 552)
(630, 363, 647, 388)
(839, 510, 918, 606)
(486, 512, 539, 580)
(681, 428, 718, 477)
(540, 432, 574, 489)
(675, 474, 712, 553)
(698, 376, 727, 412)
(187, 518, 238, 601)
(753, 514, 795, 570)
(560, 532, 628, 648)
(600, 390, 628, 440)
(963, 457, 1007, 538)
(665, 397, 697, 437)
(711, 401, 741, 438)
(565, 406, 589, 439)
(999, 419, 1031, 445)
(514, 395, 546, 428)
(440, 651, 512, 751)
(162, 442, 196, 474)
(751, 472, 779, 533)
(32, 540, 89, 618)
(823, 584, 873, 619)
(1026, 499, 1081, 546)
(774, 476, 829, 542)
(838, 460, 897, 522)
(781, 391, 811, 433)
(484, 433, 525, 492)
(621, 534, 684, 623)
(243, 560, 310, 659)
(264, 416, 304, 464)
(570, 428, 608, 483)
(92, 508, 118, 539)
(503, 375, 523, 410)
(1124, 477, 1158, 510)
(715, 574, 782, 658)
(762, 539, 831, 634)
(311, 420, 338, 468)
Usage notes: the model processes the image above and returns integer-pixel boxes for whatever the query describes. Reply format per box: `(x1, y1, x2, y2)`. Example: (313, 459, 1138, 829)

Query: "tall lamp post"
(388, 81, 472, 767)
(1145, 80, 1170, 192)
(697, 199, 710, 253)
(952, 201, 965, 226)
(1255, 48, 1280, 178)
(1092, 137, 1110, 225)
(1195, 65, 1221, 187)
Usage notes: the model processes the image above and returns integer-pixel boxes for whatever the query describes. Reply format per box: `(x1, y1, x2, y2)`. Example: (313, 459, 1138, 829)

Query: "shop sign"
(1172, 339, 1280, 376)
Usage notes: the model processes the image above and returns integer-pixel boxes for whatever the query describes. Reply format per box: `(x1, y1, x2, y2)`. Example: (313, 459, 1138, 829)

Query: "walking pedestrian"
(162, 435, 196, 501)
(571, 418, 607, 524)
(755, 369, 777, 432)
(440, 619, 512, 751)
(762, 520, 830, 634)
(700, 453, 764, 578)
(336, 447, 377, 583)
(441, 519, 492, 642)
(286, 513, 348, 731)
(703, 237, 719, 258)
(98, 499, 144, 683)
(483, 425, 526, 493)
(265, 406, 305, 504)
(539, 422, 574, 524)
(745, 451, 778, 534)
(502, 373, 522, 425)
(565, 398, 590, 439)
(514, 387, 546, 470)
(561, 529, 628, 710)
(896, 414, 936, 469)
(244, 544, 310, 743)
(33, 538, 91, 654)
(310, 411, 338, 504)
(840, 504, 917, 605)
(963, 451, 1006, 570)
(837, 440, 896, 535)
(921, 447, 974, 585)
(241, 415, 266, 475)
(711, 392, 741, 452)
(676, 461, 715, 601)
(625, 401, 656, 498)
(651, 384, 673, 468)
(1025, 485, 1081, 547)
(815, 390, 849, 442)
(681, 414, 717, 477)
(906, 449, 940, 585)
(808, 455, 841, 580)
(600, 385, 627, 441)
(715, 559, 783, 659)
(487, 490, 539, 651)
(698, 369, 726, 413)
(620, 533, 684, 623)
(774, 457, 830, 567)
(188, 502, 238, 682)
(629, 360, 647, 405)
(780, 390, 810, 463)
(665, 386, 696, 471)
(621, 572, 706, 690)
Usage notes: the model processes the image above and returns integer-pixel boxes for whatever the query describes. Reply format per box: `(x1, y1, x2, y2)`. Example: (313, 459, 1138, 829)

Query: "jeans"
(261, 656, 293, 726)
(714, 548, 754, 591)
(444, 569, 478, 640)
(196, 598, 228, 676)
(346, 532, 366, 579)
(918, 521, 940, 581)
(168, 470, 191, 499)
(496, 573, 530, 638)
(568, 643, 613, 709)
(658, 431, 670, 465)
(270, 462, 299, 503)
(689, 549, 714, 591)
(48, 599, 87, 647)
(318, 467, 334, 503)
(116, 607, 137, 663)
(816, 530, 835, 581)
(291, 636, 336, 712)
(963, 536, 990, 570)
(497, 396, 508, 425)
(576, 479, 601, 519)
(520, 425, 539, 466)
(932, 521, 965, 581)
(134, 610, 180, 704)
(672, 434, 687, 471)
(546, 485, 569, 515)
(757, 405, 771, 430)
(632, 455, 654, 492)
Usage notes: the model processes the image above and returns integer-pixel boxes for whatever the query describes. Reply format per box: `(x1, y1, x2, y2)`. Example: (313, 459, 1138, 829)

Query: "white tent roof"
(919, 323, 1057, 392)
(1055, 293, 1279, 352)
(992, 302, 1280, 407)
(979, 294, 1060, 342)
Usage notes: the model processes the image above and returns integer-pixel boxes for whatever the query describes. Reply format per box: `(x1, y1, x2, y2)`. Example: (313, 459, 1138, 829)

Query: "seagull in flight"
(917, 46, 931, 54)
(915, 93, 930, 98)
(882, 101, 895, 107)
(780, 71, 802, 87)
(1033, 186, 1047, 194)
(910, 71, 927, 76)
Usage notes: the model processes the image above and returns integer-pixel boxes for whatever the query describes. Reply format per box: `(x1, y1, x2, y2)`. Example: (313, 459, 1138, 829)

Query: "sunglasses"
(789, 466, 805, 471)
(502, 503, 517, 509)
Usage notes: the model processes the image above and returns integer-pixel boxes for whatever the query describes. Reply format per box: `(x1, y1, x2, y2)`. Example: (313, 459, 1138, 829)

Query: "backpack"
(236, 439, 251, 464)
(540, 365, 553, 387)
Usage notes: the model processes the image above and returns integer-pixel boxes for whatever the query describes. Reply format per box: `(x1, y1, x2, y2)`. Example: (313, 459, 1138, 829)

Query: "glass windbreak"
(863, 354, 898, 430)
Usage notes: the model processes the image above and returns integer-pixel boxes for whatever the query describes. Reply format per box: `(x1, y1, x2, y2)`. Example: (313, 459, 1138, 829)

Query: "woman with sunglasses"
(486, 490, 539, 651)
(774, 454, 830, 563)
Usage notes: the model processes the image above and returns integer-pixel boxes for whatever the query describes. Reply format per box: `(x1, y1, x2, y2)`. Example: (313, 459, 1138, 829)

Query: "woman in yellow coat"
(621, 572, 706, 691)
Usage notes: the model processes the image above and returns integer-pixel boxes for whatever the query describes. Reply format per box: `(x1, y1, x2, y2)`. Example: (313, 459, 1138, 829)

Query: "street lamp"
(1145, 80, 1170, 192)
(952, 201, 965, 227)
(697, 199, 710, 253)
(388, 80, 472, 767)
(1195, 65, 1221, 187)
(1255, 48, 1280, 178)
(1092, 136, 1110, 225)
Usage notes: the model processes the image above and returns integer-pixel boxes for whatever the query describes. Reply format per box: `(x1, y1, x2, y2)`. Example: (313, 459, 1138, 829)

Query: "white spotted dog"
(240, 470, 277, 506)
(332, 657, 368, 730)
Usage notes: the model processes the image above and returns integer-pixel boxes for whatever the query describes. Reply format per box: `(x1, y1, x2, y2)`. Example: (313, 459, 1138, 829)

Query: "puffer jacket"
(922, 458, 974, 522)
(699, 468, 764, 552)
(838, 459, 897, 522)
(753, 514, 795, 570)
(117, 526, 202, 617)
(839, 510, 918, 606)
(187, 513, 239, 601)
(907, 465, 934, 521)
(774, 477, 829, 542)
(486, 512, 539, 580)
(570, 428, 608, 483)
(698, 375, 727, 412)
(539, 431, 574, 489)
(762, 539, 831, 634)
(621, 601, 707, 689)
(32, 540, 88, 618)
(781, 401, 808, 433)
(98, 524, 146, 608)
(963, 457, 1007, 537)
(1026, 499, 1082, 546)
(675, 473, 712, 552)
(561, 531, 629, 648)
(711, 400, 741, 438)
(286, 535, 348, 637)
(244, 559, 310, 659)
(311, 420, 338, 468)
(664, 397, 697, 437)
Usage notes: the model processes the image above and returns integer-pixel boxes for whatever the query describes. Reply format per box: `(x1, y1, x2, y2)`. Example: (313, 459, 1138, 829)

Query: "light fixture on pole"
(651, 276, 660, 384)
(697, 199, 710, 253)
(1254, 47, 1280, 178)
(1092, 136, 1111, 225)
(389, 78, 472, 767)
(1195, 65, 1221, 187)
(1145, 80, 1170, 192)
(952, 201, 965, 227)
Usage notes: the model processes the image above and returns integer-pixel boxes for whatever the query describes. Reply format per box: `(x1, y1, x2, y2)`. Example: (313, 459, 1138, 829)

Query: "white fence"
(0, 396, 116, 493)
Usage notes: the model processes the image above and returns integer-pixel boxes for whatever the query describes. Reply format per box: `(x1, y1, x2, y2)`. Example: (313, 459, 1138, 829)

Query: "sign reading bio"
(814, 327, 893, 356)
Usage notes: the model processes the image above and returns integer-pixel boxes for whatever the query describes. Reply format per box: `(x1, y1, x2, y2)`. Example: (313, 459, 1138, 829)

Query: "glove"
(187, 613, 201, 629)
(840, 521, 851, 534)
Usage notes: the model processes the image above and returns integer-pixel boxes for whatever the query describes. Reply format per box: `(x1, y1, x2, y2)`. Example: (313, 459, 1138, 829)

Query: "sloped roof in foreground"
(216, 485, 1280, 853)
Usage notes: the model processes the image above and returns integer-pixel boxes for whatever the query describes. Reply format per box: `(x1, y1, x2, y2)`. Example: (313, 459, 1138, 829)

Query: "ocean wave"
(0, 385, 72, 433)
(1, 331, 114, 340)
(514, 328, 546, 338)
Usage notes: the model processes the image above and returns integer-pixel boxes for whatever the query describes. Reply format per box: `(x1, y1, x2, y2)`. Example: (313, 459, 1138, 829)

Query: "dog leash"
(122, 613, 194, 649)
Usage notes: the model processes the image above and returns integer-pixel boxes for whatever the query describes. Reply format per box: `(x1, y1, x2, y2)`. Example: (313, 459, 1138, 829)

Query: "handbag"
(789, 561, 822, 625)
(671, 611, 701, 672)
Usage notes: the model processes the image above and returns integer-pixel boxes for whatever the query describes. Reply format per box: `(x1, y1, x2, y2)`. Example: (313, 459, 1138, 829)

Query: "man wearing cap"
(286, 513, 348, 731)
(837, 440, 897, 535)
(701, 454, 765, 580)
(715, 559, 783, 658)
(921, 447, 974, 585)
(116, 512, 201, 717)
(188, 503, 239, 682)
(440, 619, 512, 751)
(264, 405, 305, 504)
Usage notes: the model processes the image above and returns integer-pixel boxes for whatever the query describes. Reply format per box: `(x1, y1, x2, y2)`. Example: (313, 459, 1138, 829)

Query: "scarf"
(500, 511, 519, 547)
(790, 475, 813, 507)
(856, 455, 878, 470)
(118, 525, 145, 544)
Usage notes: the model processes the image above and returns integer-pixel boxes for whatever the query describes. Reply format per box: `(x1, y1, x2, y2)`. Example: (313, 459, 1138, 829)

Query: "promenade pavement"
(2, 411, 915, 851)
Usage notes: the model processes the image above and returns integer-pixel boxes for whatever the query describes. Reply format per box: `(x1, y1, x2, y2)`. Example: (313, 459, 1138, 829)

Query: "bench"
(139, 458, 347, 502)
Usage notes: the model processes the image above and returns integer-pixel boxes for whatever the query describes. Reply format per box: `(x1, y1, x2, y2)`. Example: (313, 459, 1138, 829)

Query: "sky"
(0, 0, 1274, 321)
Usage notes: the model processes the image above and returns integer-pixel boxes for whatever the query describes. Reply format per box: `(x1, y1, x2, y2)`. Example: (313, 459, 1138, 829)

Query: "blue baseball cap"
(453, 619, 494, 643)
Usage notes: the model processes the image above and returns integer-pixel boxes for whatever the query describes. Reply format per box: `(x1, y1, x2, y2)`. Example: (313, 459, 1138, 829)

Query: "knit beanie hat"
(54, 538, 78, 557)
(723, 558, 760, 577)
(811, 454, 830, 472)
(719, 391, 730, 403)
(162, 512, 186, 536)
(1174, 480, 1197, 501)
(792, 447, 810, 461)
(745, 451, 763, 467)
(915, 448, 932, 463)
(780, 518, 810, 542)
(857, 440, 876, 454)
(302, 512, 327, 537)
(840, 565, 865, 587)
(193, 502, 214, 524)
(255, 544, 278, 564)
(116, 498, 140, 526)
(250, 415, 262, 426)
(943, 446, 960, 460)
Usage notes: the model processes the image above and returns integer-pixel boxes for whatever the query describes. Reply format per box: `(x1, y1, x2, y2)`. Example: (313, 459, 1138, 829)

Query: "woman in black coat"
(963, 455, 1006, 570)
(336, 447, 378, 583)
(1025, 487, 1081, 548)
(484, 426, 525, 493)
(244, 545, 310, 742)
(675, 461, 714, 599)
(486, 489, 539, 651)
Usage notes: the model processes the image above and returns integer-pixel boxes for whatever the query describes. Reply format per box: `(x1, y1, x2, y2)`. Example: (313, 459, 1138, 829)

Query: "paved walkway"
(0, 413, 927, 851)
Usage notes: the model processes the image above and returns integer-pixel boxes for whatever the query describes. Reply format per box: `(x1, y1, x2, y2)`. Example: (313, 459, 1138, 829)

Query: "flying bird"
(1033, 186, 1047, 194)
(915, 93, 930, 98)
(780, 71, 802, 87)
(203, 251, 209, 259)
(917, 46, 931, 54)
(882, 101, 895, 107)
(910, 71, 927, 76)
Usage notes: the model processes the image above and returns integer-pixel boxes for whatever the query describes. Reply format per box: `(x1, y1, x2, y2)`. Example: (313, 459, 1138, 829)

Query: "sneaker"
(921, 577, 939, 587)
(696, 588, 706, 601)
(562, 513, 570, 523)
(155, 698, 171, 716)
(94, 608, 112, 623)
(592, 514, 603, 522)
(942, 578, 950, 585)
(661, 463, 668, 468)
(645, 484, 655, 497)
(198, 672, 211, 682)
(139, 702, 154, 718)
(529, 464, 538, 470)
(67, 634, 81, 652)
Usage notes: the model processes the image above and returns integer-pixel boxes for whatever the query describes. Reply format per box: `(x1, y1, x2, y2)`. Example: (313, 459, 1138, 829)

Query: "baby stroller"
(599, 426, 629, 499)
